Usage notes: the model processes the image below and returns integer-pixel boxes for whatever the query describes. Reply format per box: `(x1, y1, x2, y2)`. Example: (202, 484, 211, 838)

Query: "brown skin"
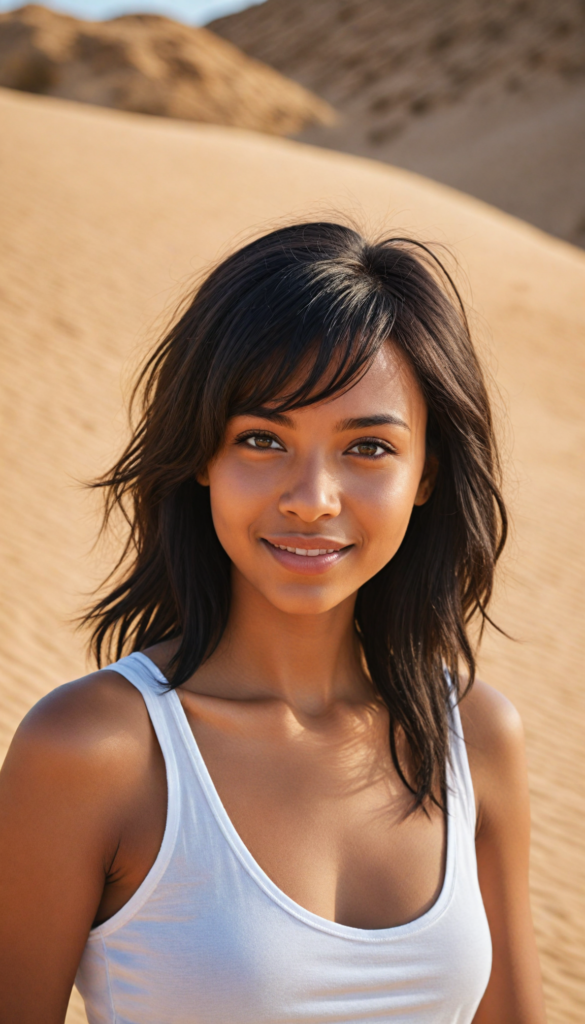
(0, 346, 546, 1023)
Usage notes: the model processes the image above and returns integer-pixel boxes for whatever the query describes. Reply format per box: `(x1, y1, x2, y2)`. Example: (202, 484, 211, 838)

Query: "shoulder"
(457, 679, 528, 835)
(459, 678, 524, 759)
(2, 668, 155, 799)
(0, 669, 166, 966)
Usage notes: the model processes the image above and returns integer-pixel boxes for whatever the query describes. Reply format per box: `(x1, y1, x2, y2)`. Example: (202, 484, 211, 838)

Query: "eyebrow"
(242, 409, 410, 432)
(243, 408, 295, 427)
(335, 414, 410, 432)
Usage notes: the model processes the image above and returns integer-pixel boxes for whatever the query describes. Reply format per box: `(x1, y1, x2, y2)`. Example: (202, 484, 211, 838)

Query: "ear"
(196, 467, 210, 487)
(413, 455, 439, 506)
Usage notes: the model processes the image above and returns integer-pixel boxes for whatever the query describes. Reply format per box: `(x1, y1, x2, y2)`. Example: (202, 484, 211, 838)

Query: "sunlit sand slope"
(0, 87, 583, 1024)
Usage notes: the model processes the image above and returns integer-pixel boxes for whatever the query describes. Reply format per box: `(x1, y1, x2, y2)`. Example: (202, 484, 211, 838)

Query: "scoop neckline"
(134, 650, 458, 944)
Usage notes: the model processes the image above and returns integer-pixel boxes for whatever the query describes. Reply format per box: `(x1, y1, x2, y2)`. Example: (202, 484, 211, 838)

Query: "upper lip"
(262, 536, 350, 552)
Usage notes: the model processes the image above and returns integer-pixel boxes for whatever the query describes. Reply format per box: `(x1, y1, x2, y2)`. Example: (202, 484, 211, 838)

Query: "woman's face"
(203, 345, 436, 617)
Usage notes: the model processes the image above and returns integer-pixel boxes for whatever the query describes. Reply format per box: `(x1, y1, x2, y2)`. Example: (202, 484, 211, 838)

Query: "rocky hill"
(0, 3, 334, 134)
(211, 0, 585, 245)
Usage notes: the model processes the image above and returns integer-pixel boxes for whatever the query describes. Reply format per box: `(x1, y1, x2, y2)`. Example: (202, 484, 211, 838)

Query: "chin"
(263, 584, 350, 617)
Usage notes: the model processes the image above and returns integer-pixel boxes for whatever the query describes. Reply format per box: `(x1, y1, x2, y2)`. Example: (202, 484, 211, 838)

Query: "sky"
(0, 0, 265, 24)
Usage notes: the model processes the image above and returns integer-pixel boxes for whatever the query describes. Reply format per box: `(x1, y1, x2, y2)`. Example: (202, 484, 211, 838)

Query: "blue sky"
(0, 0, 264, 24)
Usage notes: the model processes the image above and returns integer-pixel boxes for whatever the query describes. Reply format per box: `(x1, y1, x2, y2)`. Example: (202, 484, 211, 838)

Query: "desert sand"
(0, 86, 584, 1023)
(212, 0, 585, 247)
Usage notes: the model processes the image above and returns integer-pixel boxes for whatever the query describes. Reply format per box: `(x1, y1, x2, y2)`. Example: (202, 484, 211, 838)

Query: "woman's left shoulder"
(457, 679, 528, 829)
(459, 678, 524, 755)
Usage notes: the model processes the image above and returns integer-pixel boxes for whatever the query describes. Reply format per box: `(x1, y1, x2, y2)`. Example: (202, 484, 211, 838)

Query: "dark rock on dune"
(0, 3, 335, 135)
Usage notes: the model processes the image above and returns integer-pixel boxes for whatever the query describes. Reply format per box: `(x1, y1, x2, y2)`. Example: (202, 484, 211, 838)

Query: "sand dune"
(0, 4, 333, 134)
(0, 88, 584, 1023)
(211, 0, 585, 246)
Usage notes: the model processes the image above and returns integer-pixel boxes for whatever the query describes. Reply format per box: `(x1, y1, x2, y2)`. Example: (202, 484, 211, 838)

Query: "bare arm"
(0, 672, 163, 1024)
(461, 682, 546, 1024)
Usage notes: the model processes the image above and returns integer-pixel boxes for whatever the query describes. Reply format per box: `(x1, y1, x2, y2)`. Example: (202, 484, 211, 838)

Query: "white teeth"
(272, 543, 341, 556)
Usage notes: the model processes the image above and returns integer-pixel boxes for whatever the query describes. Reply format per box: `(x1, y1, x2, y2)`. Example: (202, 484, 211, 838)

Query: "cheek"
(207, 459, 271, 551)
(348, 465, 419, 556)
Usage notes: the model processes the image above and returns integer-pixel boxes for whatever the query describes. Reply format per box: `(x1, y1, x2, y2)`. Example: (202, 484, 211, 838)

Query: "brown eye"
(242, 434, 284, 451)
(348, 440, 388, 458)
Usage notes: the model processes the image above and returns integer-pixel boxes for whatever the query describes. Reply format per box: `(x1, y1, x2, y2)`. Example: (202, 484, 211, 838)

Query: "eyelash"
(347, 437, 395, 459)
(234, 431, 396, 459)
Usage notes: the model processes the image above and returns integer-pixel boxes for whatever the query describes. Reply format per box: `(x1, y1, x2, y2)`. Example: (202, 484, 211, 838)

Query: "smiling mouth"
(261, 537, 352, 574)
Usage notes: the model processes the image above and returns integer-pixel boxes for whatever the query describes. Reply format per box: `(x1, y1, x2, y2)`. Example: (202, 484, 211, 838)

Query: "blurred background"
(0, 2, 584, 1023)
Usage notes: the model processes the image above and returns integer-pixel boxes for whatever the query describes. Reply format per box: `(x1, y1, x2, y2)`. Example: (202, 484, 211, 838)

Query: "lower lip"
(261, 540, 350, 576)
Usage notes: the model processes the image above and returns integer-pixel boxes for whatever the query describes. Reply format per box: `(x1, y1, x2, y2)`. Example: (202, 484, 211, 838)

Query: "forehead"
(290, 344, 427, 428)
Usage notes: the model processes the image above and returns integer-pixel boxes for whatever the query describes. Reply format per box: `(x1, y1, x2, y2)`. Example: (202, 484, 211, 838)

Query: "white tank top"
(76, 652, 492, 1023)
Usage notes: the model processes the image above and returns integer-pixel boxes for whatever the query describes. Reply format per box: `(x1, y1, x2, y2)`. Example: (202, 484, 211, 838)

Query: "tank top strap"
(447, 686, 477, 835)
(107, 650, 184, 812)
(82, 652, 184, 939)
(108, 651, 177, 752)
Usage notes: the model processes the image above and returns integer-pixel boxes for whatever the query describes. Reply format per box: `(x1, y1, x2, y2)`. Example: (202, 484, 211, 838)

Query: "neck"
(190, 569, 370, 716)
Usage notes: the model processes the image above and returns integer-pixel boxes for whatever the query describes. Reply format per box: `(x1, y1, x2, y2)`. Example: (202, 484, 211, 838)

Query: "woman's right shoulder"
(3, 667, 154, 789)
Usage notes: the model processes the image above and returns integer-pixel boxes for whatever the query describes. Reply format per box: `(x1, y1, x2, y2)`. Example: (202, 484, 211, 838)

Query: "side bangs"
(217, 274, 397, 423)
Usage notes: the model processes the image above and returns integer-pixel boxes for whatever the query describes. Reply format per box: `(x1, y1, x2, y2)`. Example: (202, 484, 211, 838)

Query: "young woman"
(0, 223, 546, 1024)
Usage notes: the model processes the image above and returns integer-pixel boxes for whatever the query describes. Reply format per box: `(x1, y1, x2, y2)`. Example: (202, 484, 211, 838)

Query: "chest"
(183, 704, 446, 930)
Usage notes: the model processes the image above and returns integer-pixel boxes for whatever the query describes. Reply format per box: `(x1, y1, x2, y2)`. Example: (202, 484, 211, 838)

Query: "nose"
(278, 454, 342, 523)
